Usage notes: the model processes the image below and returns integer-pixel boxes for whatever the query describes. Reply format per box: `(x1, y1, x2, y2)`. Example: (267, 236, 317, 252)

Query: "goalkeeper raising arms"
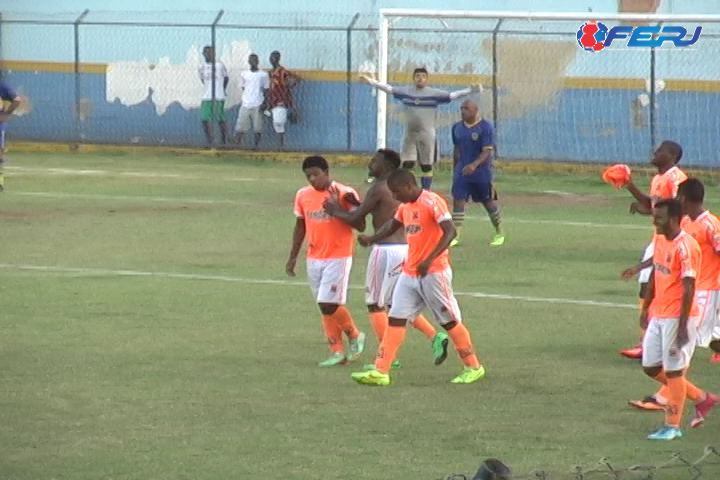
(361, 68, 480, 190)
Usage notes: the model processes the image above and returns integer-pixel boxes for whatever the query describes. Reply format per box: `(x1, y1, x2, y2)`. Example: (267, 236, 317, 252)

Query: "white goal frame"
(376, 9, 720, 150)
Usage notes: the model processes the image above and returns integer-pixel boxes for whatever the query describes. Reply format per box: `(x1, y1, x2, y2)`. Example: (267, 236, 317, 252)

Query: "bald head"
(461, 99, 479, 123)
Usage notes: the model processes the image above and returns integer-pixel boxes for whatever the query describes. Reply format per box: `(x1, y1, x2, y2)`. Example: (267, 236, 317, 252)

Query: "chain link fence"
(1, 11, 719, 166)
(442, 447, 720, 480)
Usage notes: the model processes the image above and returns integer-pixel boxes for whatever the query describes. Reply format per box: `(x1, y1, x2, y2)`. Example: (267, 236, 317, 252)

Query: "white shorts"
(642, 317, 699, 371)
(388, 269, 462, 326)
(365, 244, 407, 308)
(696, 290, 720, 348)
(271, 107, 288, 133)
(401, 130, 436, 166)
(638, 242, 654, 284)
(306, 257, 352, 305)
(236, 106, 263, 133)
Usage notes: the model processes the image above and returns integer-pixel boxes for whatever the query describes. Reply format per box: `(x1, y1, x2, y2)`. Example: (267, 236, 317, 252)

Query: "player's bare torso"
(370, 179, 406, 245)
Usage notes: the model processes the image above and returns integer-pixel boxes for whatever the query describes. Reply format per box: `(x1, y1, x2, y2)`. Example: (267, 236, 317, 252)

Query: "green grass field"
(1, 152, 719, 480)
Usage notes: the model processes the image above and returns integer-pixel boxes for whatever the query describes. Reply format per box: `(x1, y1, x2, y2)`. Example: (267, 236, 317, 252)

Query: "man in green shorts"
(199, 46, 229, 145)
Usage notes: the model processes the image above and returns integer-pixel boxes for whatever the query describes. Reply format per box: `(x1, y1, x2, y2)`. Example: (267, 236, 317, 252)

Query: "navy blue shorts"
(452, 178, 497, 203)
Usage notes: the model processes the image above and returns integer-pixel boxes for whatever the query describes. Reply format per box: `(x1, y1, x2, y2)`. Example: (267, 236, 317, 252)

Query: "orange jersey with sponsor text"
(395, 190, 453, 276)
(652, 231, 701, 318)
(650, 166, 687, 208)
(293, 181, 360, 260)
(681, 211, 720, 291)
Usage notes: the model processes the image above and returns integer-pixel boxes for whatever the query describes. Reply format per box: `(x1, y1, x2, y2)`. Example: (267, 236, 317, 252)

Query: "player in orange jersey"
(322, 149, 450, 369)
(286, 155, 367, 367)
(624, 179, 720, 422)
(620, 141, 687, 360)
(635, 198, 714, 440)
(351, 169, 485, 386)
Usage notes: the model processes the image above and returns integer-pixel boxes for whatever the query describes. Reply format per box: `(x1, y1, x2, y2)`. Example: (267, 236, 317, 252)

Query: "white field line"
(11, 190, 648, 230)
(15, 191, 244, 205)
(0, 263, 637, 310)
(5, 166, 271, 182)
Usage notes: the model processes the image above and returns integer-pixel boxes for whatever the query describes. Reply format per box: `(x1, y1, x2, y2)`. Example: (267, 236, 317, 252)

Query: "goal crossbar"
(375, 9, 720, 150)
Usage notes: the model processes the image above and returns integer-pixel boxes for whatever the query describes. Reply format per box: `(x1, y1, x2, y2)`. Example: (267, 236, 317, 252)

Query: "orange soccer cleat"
(620, 344, 643, 359)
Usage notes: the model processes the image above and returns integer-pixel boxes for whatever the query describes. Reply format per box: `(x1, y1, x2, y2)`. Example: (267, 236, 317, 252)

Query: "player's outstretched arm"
(359, 74, 394, 94)
(286, 218, 306, 276)
(621, 258, 654, 280)
(324, 186, 379, 232)
(359, 218, 403, 246)
(625, 182, 652, 210)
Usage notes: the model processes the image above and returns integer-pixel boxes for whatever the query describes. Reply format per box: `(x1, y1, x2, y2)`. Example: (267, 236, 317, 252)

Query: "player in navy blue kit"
(450, 99, 505, 247)
(0, 81, 23, 192)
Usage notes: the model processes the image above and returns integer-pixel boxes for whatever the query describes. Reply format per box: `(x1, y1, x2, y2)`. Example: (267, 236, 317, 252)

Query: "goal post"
(376, 9, 720, 169)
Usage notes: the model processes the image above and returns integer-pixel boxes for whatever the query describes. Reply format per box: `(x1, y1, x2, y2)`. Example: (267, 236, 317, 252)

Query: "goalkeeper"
(361, 68, 479, 190)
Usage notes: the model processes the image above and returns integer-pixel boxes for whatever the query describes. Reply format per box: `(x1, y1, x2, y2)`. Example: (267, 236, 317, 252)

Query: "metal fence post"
(346, 13, 360, 152)
(210, 9, 224, 149)
(74, 9, 90, 146)
(492, 19, 503, 157)
(0, 13, 4, 81)
(649, 21, 662, 154)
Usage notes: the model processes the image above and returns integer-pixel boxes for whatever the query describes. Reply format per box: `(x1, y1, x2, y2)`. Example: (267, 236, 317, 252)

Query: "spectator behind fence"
(267, 50, 301, 150)
(0, 80, 22, 191)
(198, 46, 229, 146)
(236, 53, 270, 150)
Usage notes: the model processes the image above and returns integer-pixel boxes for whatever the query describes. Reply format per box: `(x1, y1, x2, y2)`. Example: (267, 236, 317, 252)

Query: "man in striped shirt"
(268, 51, 300, 150)
(361, 68, 479, 190)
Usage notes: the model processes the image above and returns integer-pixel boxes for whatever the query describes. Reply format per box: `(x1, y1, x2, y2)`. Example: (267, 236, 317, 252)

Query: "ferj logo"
(576, 21, 702, 52)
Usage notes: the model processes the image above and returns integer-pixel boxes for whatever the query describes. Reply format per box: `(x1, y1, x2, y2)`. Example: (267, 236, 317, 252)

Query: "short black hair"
(655, 198, 684, 219)
(271, 50, 281, 56)
(413, 67, 428, 76)
(302, 155, 329, 172)
(387, 168, 416, 188)
(249, 53, 259, 59)
(678, 177, 704, 203)
(377, 149, 401, 170)
(203, 45, 212, 51)
(661, 140, 683, 163)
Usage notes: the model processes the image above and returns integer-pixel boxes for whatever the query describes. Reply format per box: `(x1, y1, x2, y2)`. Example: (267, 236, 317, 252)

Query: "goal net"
(375, 10, 720, 170)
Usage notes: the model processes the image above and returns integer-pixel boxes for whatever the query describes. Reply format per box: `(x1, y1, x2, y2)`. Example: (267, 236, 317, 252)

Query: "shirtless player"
(323, 149, 449, 368)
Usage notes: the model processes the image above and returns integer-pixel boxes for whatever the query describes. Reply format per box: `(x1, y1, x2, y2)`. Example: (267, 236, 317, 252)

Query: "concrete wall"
(2, 0, 719, 165)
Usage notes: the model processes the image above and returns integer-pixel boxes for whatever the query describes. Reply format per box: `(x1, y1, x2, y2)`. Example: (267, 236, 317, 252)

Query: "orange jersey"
(652, 231, 701, 318)
(681, 211, 720, 291)
(293, 181, 360, 260)
(650, 166, 687, 208)
(394, 190, 453, 276)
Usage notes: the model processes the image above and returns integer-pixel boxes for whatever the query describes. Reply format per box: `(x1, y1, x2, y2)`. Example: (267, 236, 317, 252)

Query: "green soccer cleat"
(647, 425, 683, 441)
(490, 233, 506, 246)
(363, 360, 401, 370)
(318, 352, 347, 367)
(451, 365, 486, 384)
(431, 332, 449, 366)
(450, 238, 460, 248)
(351, 369, 391, 386)
(347, 332, 366, 362)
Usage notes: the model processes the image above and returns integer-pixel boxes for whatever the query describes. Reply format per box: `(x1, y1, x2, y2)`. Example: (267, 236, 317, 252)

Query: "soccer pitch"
(1, 151, 718, 480)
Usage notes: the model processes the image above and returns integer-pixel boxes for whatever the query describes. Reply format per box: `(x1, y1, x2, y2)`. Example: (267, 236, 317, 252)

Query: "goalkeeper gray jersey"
(392, 86, 451, 133)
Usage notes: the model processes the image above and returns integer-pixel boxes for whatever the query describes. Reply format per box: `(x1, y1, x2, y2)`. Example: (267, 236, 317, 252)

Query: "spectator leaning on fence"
(198, 46, 229, 146)
(267, 50, 301, 150)
(236, 53, 270, 150)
